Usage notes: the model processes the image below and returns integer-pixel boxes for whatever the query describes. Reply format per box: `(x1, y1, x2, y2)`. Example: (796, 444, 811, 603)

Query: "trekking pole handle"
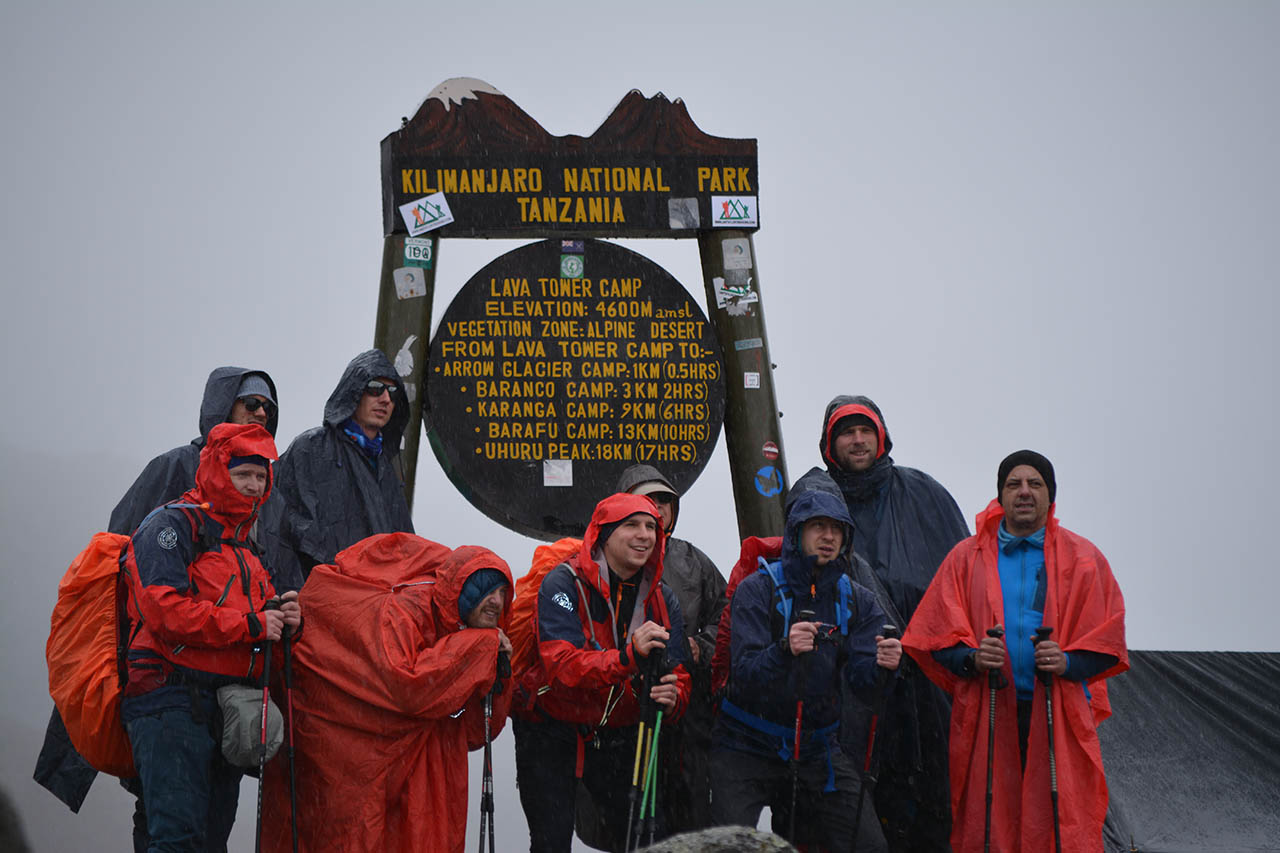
(881, 624, 900, 640)
(1032, 626, 1055, 685)
(984, 626, 1005, 687)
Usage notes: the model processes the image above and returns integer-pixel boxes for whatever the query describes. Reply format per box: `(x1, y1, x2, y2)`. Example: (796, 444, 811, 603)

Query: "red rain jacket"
(902, 500, 1128, 853)
(122, 422, 281, 683)
(263, 534, 513, 853)
(517, 493, 691, 728)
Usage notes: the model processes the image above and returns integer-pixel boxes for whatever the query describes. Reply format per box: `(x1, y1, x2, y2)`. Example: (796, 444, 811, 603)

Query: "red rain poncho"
(903, 500, 1127, 853)
(263, 533, 513, 853)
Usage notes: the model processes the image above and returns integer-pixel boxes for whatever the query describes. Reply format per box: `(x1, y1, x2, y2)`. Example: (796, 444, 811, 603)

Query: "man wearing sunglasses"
(35, 366, 294, 851)
(273, 349, 414, 582)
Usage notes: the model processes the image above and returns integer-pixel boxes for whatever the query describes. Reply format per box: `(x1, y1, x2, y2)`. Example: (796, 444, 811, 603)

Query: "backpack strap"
(758, 559, 858, 638)
(758, 558, 793, 640)
(835, 574, 856, 637)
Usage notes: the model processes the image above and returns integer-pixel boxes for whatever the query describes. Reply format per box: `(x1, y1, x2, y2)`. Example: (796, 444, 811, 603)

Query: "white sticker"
(722, 237, 753, 270)
(398, 192, 455, 236)
(713, 276, 761, 310)
(711, 195, 758, 228)
(543, 459, 573, 487)
(744, 372, 761, 389)
(393, 267, 427, 300)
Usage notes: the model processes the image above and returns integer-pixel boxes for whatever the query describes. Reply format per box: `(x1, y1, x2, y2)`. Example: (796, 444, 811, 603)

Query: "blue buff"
(341, 418, 383, 461)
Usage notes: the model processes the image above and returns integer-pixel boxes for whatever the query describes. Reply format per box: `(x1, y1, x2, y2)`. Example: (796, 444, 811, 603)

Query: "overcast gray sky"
(3, 2, 1277, 850)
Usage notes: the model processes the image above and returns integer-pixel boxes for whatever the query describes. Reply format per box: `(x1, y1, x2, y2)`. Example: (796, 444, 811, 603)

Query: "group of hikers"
(34, 352, 1128, 853)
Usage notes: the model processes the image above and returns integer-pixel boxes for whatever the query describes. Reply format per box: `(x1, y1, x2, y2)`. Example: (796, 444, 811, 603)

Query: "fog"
(3, 2, 1277, 850)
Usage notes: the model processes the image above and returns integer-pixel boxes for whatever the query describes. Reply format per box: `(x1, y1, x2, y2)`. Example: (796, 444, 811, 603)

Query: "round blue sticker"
(754, 466, 783, 497)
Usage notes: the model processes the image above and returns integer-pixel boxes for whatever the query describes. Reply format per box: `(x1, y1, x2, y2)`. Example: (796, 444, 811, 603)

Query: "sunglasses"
(363, 380, 397, 397)
(649, 493, 677, 506)
(238, 396, 277, 416)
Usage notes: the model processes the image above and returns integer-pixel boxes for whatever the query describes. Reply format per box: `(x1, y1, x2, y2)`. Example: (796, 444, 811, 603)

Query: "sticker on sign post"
(754, 466, 783, 497)
(762, 441, 779, 460)
(744, 372, 760, 389)
(404, 238, 434, 268)
(711, 196, 758, 228)
(393, 267, 427, 300)
(543, 459, 573, 487)
(560, 254, 584, 278)
(399, 192, 454, 236)
(722, 237, 753, 270)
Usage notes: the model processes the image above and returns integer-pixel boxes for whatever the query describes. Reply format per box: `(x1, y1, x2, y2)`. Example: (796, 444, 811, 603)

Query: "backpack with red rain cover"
(508, 537, 582, 699)
(46, 504, 212, 777)
(710, 535, 783, 695)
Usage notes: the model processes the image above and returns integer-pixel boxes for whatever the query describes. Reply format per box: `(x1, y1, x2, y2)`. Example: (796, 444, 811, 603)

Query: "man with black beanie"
(903, 449, 1128, 852)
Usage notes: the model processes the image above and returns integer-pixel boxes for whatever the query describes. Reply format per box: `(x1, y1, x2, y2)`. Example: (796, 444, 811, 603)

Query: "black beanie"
(997, 450, 1056, 503)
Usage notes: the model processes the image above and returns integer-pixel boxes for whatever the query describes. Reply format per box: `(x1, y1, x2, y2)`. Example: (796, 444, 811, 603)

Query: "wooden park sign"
(381, 79, 759, 238)
(374, 78, 787, 539)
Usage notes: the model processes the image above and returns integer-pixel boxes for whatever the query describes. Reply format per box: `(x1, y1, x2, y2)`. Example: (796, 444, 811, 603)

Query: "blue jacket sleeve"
(728, 572, 791, 694)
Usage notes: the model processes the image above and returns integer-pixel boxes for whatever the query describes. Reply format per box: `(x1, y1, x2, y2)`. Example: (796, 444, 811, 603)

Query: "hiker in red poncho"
(903, 450, 1128, 853)
(262, 534, 514, 853)
(512, 492, 692, 853)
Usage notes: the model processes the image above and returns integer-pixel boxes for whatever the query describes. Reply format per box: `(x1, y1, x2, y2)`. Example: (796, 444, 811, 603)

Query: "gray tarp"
(1101, 649, 1280, 852)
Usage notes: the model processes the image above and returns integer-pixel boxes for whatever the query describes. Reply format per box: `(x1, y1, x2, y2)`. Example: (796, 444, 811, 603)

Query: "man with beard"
(820, 395, 969, 850)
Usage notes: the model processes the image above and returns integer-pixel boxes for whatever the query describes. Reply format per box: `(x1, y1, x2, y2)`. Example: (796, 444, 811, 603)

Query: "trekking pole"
(479, 650, 509, 853)
(640, 707, 664, 846)
(1033, 626, 1063, 853)
(850, 624, 900, 853)
(983, 626, 1005, 853)
(478, 692, 492, 853)
(256, 598, 280, 853)
(627, 650, 662, 853)
(788, 608, 816, 846)
(282, 624, 298, 853)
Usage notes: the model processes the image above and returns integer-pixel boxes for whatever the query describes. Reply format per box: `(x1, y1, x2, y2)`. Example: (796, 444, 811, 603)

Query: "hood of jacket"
(779, 488, 856, 590)
(198, 366, 280, 440)
(187, 422, 279, 528)
(325, 534, 514, 637)
(433, 545, 514, 633)
(322, 349, 409, 448)
(615, 463, 679, 535)
(820, 394, 893, 469)
(576, 492, 665, 599)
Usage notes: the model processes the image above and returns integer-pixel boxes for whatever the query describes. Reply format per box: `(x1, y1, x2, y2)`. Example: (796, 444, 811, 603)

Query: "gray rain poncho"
(273, 349, 414, 581)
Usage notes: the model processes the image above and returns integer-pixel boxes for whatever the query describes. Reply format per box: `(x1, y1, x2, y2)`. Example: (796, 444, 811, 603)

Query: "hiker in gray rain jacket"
(34, 365, 293, 852)
(273, 349, 414, 581)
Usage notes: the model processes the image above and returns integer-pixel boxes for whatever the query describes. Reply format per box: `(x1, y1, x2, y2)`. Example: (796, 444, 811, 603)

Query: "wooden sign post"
(375, 78, 786, 538)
